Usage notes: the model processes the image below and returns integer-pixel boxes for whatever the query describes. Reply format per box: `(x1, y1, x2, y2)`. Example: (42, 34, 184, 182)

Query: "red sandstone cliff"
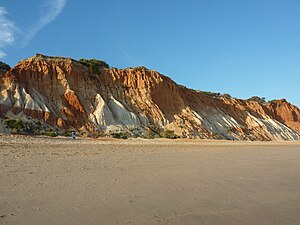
(0, 54, 299, 140)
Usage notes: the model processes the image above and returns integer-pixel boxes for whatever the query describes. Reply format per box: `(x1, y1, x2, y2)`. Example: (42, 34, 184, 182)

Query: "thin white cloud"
(0, 51, 7, 58)
(219, 54, 231, 59)
(0, 6, 17, 59)
(21, 0, 67, 46)
(0, 0, 67, 58)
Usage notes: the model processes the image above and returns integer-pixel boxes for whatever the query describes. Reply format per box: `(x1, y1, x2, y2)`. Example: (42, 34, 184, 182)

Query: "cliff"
(0, 54, 299, 140)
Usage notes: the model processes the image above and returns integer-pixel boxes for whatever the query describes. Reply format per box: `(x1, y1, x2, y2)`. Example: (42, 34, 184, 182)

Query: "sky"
(0, 0, 300, 106)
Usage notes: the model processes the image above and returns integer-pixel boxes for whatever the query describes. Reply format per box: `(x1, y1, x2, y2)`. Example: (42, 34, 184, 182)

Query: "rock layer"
(0, 54, 299, 140)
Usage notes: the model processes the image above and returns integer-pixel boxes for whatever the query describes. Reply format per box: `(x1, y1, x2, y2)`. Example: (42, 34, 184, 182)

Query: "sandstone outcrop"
(0, 54, 299, 140)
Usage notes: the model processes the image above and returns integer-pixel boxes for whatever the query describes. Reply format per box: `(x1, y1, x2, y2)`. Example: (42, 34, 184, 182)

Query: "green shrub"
(160, 130, 179, 139)
(268, 99, 278, 103)
(61, 131, 73, 137)
(222, 93, 232, 99)
(142, 130, 160, 139)
(142, 125, 179, 139)
(0, 61, 11, 71)
(3, 117, 56, 136)
(34, 120, 42, 127)
(142, 125, 162, 139)
(148, 125, 162, 134)
(3, 118, 24, 133)
(203, 91, 221, 97)
(247, 96, 266, 104)
(44, 131, 58, 137)
(133, 66, 149, 71)
(79, 58, 109, 74)
(110, 131, 128, 139)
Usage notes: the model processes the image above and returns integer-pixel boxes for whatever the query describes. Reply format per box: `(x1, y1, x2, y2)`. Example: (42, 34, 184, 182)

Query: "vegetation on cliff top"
(0, 61, 11, 72)
(79, 58, 109, 74)
(202, 91, 232, 99)
(202, 92, 279, 105)
(247, 96, 267, 104)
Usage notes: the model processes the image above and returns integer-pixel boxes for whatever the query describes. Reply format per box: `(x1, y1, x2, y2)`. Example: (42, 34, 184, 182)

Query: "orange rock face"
(266, 99, 300, 132)
(0, 54, 299, 140)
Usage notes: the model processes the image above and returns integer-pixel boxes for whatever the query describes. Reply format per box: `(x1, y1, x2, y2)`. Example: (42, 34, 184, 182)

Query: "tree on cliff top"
(0, 61, 11, 72)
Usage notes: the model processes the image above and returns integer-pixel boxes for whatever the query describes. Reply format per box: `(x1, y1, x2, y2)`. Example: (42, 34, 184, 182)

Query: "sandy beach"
(1, 135, 300, 225)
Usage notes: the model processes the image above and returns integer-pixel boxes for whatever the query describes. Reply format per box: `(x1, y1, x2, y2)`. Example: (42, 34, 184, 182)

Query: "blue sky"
(1, 0, 300, 106)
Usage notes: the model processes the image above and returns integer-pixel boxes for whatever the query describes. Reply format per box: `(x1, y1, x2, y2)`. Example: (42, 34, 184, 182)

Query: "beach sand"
(1, 135, 300, 225)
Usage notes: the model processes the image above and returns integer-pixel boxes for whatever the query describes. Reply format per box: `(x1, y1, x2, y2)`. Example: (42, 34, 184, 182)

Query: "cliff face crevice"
(0, 54, 299, 140)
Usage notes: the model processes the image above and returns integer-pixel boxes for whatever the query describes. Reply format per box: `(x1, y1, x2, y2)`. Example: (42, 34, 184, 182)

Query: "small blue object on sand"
(71, 132, 76, 140)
